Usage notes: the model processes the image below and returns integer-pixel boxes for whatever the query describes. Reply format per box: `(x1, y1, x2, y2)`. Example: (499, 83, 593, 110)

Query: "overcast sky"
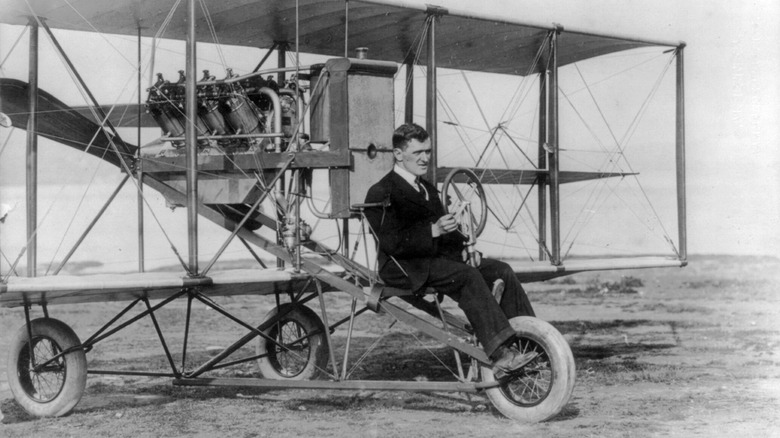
(1, 0, 778, 260)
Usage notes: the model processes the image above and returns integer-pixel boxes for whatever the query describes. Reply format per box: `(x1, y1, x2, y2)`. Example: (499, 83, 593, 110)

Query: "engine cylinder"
(199, 99, 234, 148)
(148, 104, 185, 147)
(223, 95, 261, 135)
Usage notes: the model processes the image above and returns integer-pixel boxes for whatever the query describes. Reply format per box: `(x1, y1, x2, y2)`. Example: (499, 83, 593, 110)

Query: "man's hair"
(392, 123, 429, 150)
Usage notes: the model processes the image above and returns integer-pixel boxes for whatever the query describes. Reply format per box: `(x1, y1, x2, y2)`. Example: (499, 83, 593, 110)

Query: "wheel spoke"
(271, 320, 311, 376)
(256, 304, 329, 381)
(500, 341, 553, 406)
(18, 336, 67, 402)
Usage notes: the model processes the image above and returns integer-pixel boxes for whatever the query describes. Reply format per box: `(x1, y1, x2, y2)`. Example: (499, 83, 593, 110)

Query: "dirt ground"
(0, 254, 778, 437)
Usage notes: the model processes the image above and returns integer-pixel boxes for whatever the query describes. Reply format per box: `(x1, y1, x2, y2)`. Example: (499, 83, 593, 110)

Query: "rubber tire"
(481, 316, 576, 423)
(256, 303, 329, 380)
(6, 318, 87, 417)
(441, 167, 488, 237)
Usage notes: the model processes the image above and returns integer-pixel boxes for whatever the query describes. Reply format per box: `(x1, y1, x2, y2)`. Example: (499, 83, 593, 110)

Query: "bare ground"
(1, 254, 778, 437)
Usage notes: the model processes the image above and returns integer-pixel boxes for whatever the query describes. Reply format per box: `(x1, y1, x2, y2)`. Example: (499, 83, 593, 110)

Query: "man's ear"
(392, 148, 403, 162)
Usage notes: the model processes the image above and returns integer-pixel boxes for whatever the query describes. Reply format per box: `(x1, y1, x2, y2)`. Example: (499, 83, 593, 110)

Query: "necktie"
(416, 178, 429, 201)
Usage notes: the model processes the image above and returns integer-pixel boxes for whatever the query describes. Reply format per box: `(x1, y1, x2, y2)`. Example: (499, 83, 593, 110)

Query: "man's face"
(394, 138, 431, 177)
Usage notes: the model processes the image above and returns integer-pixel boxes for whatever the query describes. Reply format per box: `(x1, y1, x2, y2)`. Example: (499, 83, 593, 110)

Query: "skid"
(173, 377, 498, 392)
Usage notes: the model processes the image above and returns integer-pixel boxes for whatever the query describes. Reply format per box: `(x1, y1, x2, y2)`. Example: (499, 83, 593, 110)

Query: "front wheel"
(481, 316, 575, 423)
(256, 303, 329, 380)
(6, 318, 87, 417)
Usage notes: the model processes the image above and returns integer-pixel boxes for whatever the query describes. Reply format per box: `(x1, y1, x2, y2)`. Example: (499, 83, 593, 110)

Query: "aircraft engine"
(146, 68, 297, 151)
(146, 73, 187, 146)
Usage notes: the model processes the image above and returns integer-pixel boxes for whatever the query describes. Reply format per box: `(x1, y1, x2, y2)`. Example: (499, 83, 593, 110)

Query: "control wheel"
(441, 167, 488, 237)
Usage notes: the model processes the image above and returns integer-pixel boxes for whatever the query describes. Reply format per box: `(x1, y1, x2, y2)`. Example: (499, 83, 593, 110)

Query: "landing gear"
(481, 316, 576, 423)
(6, 318, 87, 417)
(255, 303, 329, 380)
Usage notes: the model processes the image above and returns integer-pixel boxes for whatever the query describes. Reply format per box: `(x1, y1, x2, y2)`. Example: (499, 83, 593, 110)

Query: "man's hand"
(432, 213, 458, 237)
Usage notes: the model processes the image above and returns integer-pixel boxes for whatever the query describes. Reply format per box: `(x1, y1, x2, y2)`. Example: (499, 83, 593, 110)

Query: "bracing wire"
(43, 150, 110, 275)
(435, 34, 549, 262)
(0, 127, 16, 159)
(498, 32, 552, 124)
(397, 16, 432, 105)
(3, 179, 76, 281)
(152, 0, 183, 48)
(434, 30, 677, 260)
(12, 0, 286, 273)
(0, 25, 29, 71)
(199, 0, 229, 71)
(22, 3, 194, 273)
(574, 64, 622, 151)
(148, 0, 183, 86)
(560, 51, 679, 257)
(14, 11, 132, 234)
(58, 0, 140, 69)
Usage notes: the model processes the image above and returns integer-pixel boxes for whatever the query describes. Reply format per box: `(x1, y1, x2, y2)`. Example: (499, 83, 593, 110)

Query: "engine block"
(146, 69, 298, 151)
(140, 57, 396, 214)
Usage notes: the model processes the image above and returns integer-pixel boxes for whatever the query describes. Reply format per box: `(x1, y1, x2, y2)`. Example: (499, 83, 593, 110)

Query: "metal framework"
(3, 0, 688, 307)
(0, 0, 684, 419)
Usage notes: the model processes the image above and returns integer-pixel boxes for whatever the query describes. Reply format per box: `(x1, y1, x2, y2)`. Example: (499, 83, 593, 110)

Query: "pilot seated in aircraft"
(363, 123, 537, 375)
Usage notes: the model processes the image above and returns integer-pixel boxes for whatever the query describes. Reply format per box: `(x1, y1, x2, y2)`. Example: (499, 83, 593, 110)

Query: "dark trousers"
(477, 258, 536, 319)
(385, 257, 535, 358)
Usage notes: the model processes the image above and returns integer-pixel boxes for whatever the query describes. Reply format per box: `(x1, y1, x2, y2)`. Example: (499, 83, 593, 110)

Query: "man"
(363, 123, 537, 375)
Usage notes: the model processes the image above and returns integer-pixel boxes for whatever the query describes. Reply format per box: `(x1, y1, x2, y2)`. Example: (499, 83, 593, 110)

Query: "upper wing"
(0, 0, 678, 76)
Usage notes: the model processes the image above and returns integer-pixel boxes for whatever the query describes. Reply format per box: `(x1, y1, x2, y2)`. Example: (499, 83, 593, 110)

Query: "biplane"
(0, 0, 687, 423)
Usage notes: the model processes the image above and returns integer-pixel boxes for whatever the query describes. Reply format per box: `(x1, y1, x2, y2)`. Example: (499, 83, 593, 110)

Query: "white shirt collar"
(393, 163, 419, 188)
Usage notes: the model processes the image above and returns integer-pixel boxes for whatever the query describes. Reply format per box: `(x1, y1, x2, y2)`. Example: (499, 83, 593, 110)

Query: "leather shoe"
(492, 345, 538, 379)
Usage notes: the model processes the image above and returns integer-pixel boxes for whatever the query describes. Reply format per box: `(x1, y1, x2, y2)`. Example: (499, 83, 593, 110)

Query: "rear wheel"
(7, 318, 87, 417)
(481, 316, 575, 423)
(256, 303, 329, 380)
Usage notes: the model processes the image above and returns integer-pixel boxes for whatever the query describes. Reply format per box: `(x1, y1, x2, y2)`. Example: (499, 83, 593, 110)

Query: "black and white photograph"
(0, 0, 777, 436)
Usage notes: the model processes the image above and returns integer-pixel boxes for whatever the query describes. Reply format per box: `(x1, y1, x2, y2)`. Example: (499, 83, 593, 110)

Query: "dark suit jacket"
(363, 170, 466, 293)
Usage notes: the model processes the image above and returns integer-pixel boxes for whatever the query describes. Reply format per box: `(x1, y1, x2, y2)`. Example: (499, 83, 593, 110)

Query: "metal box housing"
(310, 58, 397, 218)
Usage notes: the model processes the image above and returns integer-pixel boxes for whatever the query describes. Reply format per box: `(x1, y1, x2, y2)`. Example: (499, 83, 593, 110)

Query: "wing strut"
(425, 10, 439, 184)
(547, 27, 562, 265)
(537, 49, 548, 261)
(185, 0, 199, 275)
(25, 18, 39, 277)
(675, 45, 687, 261)
(136, 25, 145, 273)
